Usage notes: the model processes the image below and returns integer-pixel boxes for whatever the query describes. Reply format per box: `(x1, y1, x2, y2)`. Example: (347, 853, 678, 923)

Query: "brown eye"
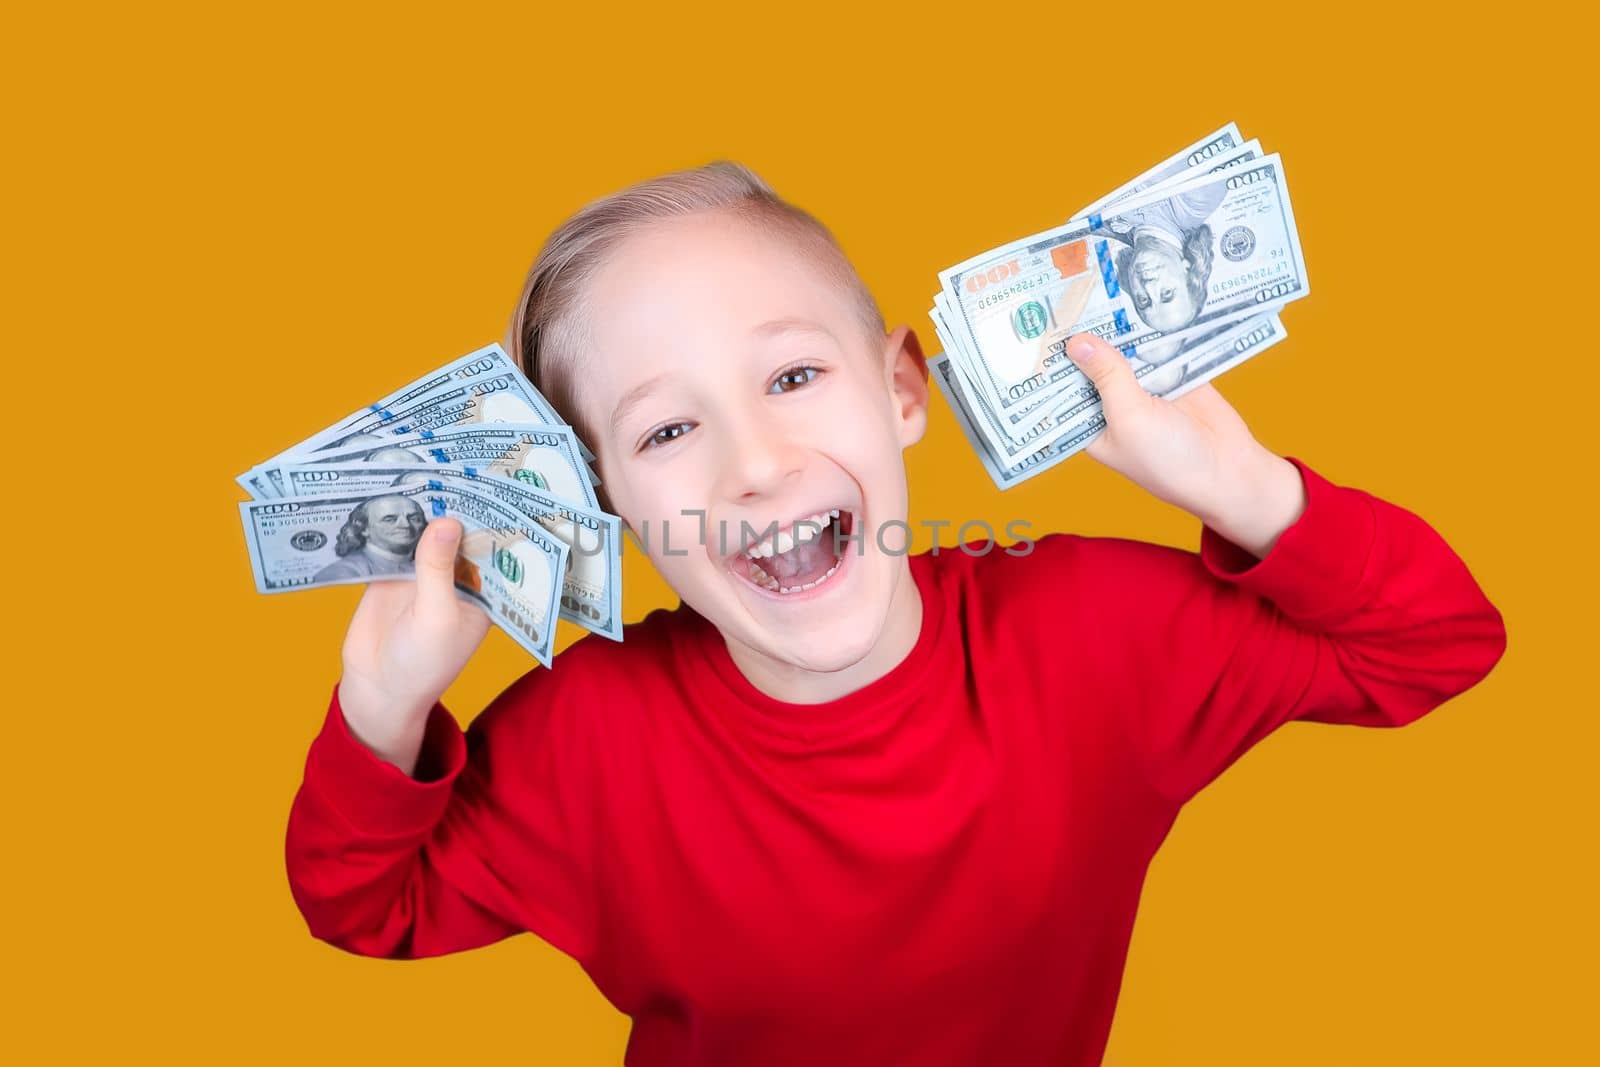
(642, 422, 691, 451)
(769, 365, 821, 394)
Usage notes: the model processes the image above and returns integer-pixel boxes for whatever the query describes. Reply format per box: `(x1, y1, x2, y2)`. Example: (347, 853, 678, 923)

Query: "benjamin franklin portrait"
(1101, 182, 1227, 337)
(312, 494, 428, 581)
(361, 445, 427, 465)
(1088, 182, 1231, 391)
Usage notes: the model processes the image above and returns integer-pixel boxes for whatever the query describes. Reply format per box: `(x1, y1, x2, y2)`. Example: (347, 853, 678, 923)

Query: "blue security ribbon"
(1094, 239, 1119, 299)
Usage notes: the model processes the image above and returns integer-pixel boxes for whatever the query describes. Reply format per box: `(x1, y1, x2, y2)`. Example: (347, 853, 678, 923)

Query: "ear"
(883, 324, 930, 449)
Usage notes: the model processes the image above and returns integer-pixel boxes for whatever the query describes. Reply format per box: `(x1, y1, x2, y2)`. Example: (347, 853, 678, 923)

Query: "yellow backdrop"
(6, 2, 1591, 1063)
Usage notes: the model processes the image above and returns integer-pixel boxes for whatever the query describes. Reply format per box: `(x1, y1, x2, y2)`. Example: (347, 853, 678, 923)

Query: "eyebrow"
(609, 373, 670, 436)
(607, 319, 839, 436)
(751, 316, 836, 341)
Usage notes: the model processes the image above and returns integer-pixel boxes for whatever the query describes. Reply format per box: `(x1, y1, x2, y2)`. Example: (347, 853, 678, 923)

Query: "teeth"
(746, 560, 781, 590)
(744, 556, 842, 595)
(741, 509, 842, 559)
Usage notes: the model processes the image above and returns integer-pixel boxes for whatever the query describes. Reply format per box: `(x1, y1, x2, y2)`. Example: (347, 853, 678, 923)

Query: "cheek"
(814, 379, 907, 483)
(614, 469, 718, 562)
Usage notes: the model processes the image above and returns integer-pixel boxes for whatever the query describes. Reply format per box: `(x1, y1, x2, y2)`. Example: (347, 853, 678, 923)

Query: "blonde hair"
(506, 161, 885, 451)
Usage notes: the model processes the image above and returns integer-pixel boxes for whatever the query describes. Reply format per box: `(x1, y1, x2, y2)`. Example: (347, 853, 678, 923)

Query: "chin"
(755, 612, 885, 674)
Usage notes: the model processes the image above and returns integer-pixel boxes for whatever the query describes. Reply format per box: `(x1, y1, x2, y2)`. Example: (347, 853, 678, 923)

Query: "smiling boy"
(284, 162, 1507, 1066)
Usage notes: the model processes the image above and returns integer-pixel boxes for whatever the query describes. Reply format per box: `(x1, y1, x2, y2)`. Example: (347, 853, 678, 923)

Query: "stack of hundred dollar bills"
(929, 123, 1305, 489)
(235, 344, 620, 666)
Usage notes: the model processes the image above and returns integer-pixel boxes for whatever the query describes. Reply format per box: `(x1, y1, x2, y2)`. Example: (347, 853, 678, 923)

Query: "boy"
(284, 162, 1507, 1066)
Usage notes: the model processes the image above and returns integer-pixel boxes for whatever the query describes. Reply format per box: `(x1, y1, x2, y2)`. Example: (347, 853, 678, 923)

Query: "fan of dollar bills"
(235, 343, 619, 666)
(929, 122, 1306, 489)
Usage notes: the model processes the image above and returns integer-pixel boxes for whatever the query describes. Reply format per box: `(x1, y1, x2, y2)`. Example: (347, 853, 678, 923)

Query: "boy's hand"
(336, 517, 492, 771)
(1064, 333, 1307, 559)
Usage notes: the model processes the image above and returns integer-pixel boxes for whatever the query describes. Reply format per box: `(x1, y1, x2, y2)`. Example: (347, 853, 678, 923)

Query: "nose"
(717, 405, 805, 504)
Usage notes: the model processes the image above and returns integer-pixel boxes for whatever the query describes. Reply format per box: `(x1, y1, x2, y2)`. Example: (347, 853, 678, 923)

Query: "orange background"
(6, 3, 1592, 1063)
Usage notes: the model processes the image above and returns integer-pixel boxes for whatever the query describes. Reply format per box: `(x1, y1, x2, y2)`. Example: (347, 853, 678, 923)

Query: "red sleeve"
(1091, 456, 1507, 806)
(283, 673, 598, 963)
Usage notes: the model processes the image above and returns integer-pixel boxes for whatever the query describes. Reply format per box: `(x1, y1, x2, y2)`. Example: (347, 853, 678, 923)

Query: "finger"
(412, 516, 464, 620)
(1065, 334, 1148, 414)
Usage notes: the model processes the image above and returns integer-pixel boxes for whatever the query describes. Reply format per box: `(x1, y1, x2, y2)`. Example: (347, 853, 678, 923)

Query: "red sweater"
(284, 457, 1506, 1065)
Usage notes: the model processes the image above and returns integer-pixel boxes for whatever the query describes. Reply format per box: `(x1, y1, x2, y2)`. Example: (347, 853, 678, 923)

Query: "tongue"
(758, 527, 837, 585)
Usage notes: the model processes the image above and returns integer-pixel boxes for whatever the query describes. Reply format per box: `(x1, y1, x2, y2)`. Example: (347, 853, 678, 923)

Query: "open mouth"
(731, 507, 857, 597)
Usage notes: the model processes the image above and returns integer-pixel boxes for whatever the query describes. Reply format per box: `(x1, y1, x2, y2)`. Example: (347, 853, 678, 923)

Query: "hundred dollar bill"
(939, 153, 1308, 435)
(932, 312, 1288, 490)
(935, 307, 1273, 464)
(929, 292, 1098, 454)
(279, 462, 623, 641)
(1044, 312, 1289, 448)
(315, 343, 592, 460)
(282, 365, 601, 476)
(235, 343, 599, 498)
(1074, 139, 1263, 222)
(238, 479, 569, 665)
(1071, 123, 1246, 221)
(255, 422, 599, 511)
(921, 138, 1276, 460)
(926, 136, 1268, 397)
(238, 467, 278, 499)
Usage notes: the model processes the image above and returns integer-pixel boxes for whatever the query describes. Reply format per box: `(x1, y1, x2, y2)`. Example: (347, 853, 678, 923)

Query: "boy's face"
(576, 210, 929, 679)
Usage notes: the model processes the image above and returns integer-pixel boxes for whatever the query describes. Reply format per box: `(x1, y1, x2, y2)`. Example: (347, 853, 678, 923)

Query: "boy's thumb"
(413, 517, 462, 610)
(1066, 334, 1141, 408)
